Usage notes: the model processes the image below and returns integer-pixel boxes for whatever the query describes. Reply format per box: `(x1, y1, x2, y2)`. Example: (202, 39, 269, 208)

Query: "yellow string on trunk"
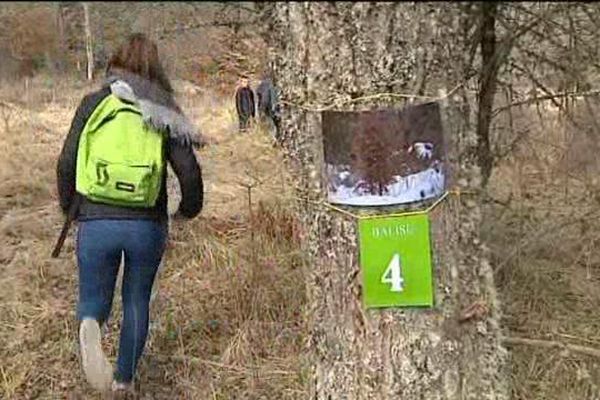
(310, 188, 476, 220)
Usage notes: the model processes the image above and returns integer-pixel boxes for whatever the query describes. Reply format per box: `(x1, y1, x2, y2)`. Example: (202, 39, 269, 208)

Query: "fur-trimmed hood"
(105, 68, 203, 148)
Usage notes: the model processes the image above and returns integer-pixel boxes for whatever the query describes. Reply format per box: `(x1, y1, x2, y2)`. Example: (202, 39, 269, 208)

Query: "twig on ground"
(238, 180, 257, 243)
(502, 336, 600, 359)
(556, 332, 600, 348)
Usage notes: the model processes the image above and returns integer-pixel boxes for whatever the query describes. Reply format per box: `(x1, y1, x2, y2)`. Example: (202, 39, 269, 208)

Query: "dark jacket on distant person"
(256, 78, 275, 117)
(235, 86, 255, 119)
(56, 68, 204, 223)
(256, 78, 282, 140)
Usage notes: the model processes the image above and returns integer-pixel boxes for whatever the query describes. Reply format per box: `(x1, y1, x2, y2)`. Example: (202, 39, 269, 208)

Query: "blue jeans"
(76, 219, 167, 383)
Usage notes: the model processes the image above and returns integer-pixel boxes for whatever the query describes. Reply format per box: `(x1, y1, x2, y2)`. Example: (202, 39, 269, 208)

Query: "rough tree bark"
(266, 3, 509, 399)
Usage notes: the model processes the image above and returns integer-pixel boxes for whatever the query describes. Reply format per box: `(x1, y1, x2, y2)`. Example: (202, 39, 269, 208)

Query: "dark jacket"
(256, 78, 274, 116)
(235, 86, 255, 118)
(56, 71, 203, 222)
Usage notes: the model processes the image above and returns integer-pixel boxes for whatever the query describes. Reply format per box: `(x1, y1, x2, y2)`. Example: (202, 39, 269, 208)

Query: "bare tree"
(351, 114, 397, 196)
(82, 2, 93, 81)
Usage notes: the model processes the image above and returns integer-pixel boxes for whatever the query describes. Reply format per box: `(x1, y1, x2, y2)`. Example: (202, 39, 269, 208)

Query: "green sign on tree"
(359, 213, 434, 308)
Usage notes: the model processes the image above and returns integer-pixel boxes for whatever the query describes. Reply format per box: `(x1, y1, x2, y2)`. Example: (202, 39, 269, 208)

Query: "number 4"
(382, 253, 404, 292)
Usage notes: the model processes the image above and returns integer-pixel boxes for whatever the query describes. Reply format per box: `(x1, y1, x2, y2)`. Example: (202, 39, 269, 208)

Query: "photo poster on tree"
(358, 213, 434, 308)
(321, 102, 447, 207)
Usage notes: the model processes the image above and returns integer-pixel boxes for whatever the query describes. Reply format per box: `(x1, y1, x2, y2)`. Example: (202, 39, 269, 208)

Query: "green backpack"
(75, 94, 165, 208)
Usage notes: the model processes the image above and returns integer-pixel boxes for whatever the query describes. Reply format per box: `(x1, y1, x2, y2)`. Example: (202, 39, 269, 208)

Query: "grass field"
(0, 76, 307, 399)
(1, 75, 599, 399)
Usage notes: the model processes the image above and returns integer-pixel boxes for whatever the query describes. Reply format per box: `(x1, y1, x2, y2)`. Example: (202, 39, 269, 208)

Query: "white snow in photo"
(326, 163, 446, 206)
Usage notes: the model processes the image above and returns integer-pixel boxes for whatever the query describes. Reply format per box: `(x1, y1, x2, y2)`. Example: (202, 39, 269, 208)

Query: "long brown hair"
(106, 33, 173, 93)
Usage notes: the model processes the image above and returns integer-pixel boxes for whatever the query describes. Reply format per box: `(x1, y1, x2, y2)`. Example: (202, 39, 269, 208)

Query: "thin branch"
(509, 57, 600, 144)
(514, 44, 570, 75)
(510, 61, 563, 109)
(502, 336, 600, 359)
(526, 27, 600, 72)
(281, 82, 465, 113)
(156, 21, 234, 36)
(495, 3, 560, 61)
(491, 128, 530, 165)
(492, 89, 600, 117)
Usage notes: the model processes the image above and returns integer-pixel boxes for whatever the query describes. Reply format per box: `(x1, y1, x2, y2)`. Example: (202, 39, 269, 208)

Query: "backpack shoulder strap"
(82, 94, 142, 136)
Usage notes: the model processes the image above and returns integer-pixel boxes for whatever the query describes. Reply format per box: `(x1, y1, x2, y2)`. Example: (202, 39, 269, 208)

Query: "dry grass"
(0, 76, 308, 399)
(485, 103, 600, 400)
(3, 73, 600, 400)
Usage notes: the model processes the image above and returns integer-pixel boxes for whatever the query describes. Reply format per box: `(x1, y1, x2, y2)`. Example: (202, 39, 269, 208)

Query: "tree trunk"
(55, 2, 67, 73)
(82, 2, 94, 81)
(266, 3, 509, 399)
(477, 2, 499, 187)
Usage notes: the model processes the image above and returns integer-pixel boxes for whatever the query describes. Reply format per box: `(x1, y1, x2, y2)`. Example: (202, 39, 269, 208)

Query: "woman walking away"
(56, 33, 203, 394)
